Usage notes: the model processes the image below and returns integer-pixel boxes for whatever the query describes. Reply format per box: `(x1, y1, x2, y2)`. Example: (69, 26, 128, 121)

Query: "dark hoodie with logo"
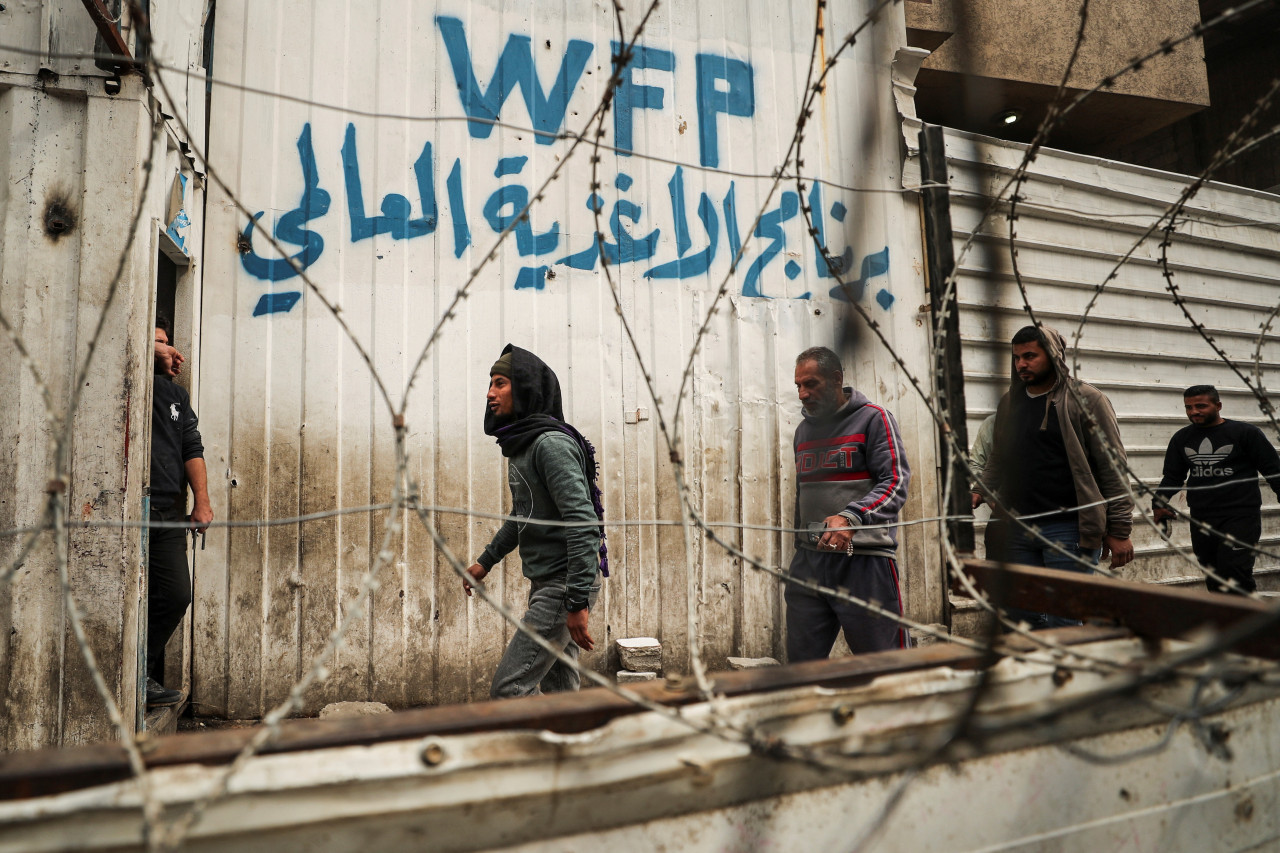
(475, 346, 601, 608)
(793, 387, 911, 558)
(1155, 419, 1280, 521)
(979, 325, 1133, 549)
(151, 370, 204, 508)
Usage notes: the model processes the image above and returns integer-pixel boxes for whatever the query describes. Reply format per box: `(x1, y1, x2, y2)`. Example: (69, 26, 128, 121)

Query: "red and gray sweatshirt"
(793, 388, 911, 558)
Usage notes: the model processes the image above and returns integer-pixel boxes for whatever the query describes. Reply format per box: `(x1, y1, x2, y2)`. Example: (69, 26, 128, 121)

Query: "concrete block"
(144, 697, 186, 736)
(319, 701, 392, 720)
(727, 656, 781, 670)
(909, 623, 950, 647)
(616, 670, 657, 684)
(617, 637, 662, 672)
(948, 594, 998, 641)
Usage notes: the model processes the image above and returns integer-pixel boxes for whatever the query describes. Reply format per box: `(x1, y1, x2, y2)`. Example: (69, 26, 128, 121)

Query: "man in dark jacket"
(1154, 384, 1280, 594)
(148, 314, 213, 708)
(465, 345, 606, 697)
(972, 324, 1134, 629)
(786, 346, 911, 660)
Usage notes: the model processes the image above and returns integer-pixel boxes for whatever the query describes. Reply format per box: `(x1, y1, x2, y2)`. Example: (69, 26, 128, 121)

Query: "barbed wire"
(3, 0, 1280, 850)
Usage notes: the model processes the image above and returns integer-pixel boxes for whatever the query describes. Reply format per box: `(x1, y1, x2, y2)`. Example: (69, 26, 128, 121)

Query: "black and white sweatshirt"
(151, 372, 204, 505)
(1155, 419, 1280, 521)
(793, 388, 911, 558)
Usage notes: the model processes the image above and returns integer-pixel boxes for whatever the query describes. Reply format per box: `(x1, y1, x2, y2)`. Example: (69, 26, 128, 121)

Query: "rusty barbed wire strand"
(0, 478, 1266, 545)
(51, 487, 164, 849)
(1156, 79, 1280, 436)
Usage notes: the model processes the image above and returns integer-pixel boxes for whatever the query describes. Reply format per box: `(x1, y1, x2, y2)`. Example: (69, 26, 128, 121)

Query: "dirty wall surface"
(197, 0, 942, 717)
(0, 0, 209, 749)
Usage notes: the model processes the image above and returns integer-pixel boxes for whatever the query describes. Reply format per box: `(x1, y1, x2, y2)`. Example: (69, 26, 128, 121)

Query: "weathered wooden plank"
(0, 624, 1134, 801)
(962, 559, 1280, 659)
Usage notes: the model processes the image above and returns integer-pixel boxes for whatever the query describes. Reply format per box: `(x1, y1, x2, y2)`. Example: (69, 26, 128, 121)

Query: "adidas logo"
(1185, 437, 1232, 463)
(1186, 437, 1233, 476)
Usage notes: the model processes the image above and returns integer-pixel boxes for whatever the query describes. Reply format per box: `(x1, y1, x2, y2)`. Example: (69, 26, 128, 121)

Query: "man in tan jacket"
(972, 324, 1134, 629)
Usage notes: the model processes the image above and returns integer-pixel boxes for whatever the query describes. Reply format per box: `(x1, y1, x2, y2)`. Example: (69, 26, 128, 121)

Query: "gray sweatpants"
(491, 575, 601, 699)
(784, 549, 905, 661)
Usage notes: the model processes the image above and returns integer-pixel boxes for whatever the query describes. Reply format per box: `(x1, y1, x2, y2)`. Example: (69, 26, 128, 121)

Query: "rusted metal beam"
(79, 0, 135, 69)
(920, 123, 973, 554)
(0, 625, 1127, 801)
(963, 559, 1280, 659)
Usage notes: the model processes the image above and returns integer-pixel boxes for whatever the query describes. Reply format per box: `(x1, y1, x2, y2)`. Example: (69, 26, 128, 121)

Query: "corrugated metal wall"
(918, 128, 1280, 590)
(197, 0, 943, 716)
(0, 1, 208, 749)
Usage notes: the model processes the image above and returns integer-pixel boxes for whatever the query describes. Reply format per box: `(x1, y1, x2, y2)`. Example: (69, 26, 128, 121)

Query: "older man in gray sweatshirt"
(787, 346, 911, 660)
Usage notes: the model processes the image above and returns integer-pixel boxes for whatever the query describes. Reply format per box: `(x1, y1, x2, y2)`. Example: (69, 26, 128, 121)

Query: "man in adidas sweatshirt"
(787, 346, 911, 660)
(1154, 384, 1280, 594)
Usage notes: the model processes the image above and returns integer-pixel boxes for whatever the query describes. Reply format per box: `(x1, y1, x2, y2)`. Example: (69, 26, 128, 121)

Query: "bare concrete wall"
(911, 0, 1208, 104)
(0, 77, 155, 750)
(906, 0, 1210, 150)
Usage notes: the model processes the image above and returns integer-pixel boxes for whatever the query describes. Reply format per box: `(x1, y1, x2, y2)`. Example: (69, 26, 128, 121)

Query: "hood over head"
(484, 343, 563, 435)
(1009, 323, 1072, 395)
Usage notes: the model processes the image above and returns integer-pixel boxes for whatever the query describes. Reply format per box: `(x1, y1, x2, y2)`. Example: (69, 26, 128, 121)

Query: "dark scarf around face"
(483, 344, 609, 576)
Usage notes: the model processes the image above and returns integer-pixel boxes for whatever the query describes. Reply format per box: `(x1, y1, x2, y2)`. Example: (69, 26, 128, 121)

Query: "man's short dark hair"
(1184, 384, 1220, 403)
(796, 346, 843, 380)
(1011, 325, 1043, 347)
(155, 312, 174, 340)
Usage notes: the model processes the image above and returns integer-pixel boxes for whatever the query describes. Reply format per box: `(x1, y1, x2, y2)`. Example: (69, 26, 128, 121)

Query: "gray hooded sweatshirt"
(793, 387, 911, 558)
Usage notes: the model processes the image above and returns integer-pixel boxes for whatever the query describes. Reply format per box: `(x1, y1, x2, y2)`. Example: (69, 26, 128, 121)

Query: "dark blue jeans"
(1004, 519, 1099, 630)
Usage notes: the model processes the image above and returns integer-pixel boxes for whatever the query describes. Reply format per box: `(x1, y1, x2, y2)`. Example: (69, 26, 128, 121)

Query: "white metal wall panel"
(0, 3, 211, 750)
(198, 0, 941, 716)
(916, 129, 1280, 589)
(0, 78, 161, 749)
(149, 0, 211, 162)
(0, 0, 99, 78)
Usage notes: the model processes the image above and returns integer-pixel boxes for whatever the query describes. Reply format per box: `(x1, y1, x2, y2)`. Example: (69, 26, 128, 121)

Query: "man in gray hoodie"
(972, 324, 1134, 629)
(465, 345, 607, 698)
(787, 346, 911, 660)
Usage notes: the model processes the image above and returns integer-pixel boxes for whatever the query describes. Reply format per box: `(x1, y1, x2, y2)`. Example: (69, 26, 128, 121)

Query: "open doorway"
(145, 204, 199, 731)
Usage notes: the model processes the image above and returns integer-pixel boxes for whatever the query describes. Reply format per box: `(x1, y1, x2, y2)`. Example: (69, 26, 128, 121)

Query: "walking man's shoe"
(146, 677, 184, 709)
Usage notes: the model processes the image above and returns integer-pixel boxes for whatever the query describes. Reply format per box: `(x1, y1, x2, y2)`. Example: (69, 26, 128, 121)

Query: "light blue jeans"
(490, 575, 601, 699)
(1005, 519, 1100, 630)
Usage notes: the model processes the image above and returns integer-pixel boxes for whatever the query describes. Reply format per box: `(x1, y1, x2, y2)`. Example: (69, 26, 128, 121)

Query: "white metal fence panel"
(0, 2, 210, 750)
(197, 0, 941, 715)
(923, 129, 1280, 590)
